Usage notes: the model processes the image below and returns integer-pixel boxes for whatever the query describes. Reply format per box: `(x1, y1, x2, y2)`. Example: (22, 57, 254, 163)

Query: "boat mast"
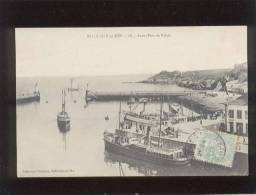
(64, 90, 66, 112)
(62, 90, 64, 113)
(34, 82, 38, 93)
(158, 96, 163, 147)
(225, 79, 229, 131)
(70, 78, 73, 89)
(62, 89, 66, 113)
(85, 83, 89, 104)
(118, 100, 121, 130)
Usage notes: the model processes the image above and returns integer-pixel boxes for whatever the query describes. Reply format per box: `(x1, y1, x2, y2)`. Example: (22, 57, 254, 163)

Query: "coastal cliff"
(141, 62, 247, 93)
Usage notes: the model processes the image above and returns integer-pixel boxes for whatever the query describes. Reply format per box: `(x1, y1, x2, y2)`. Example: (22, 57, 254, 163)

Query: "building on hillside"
(234, 62, 247, 70)
(224, 94, 248, 136)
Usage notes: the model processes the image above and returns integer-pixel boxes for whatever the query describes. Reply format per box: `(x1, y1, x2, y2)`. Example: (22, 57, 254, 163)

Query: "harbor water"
(16, 75, 248, 177)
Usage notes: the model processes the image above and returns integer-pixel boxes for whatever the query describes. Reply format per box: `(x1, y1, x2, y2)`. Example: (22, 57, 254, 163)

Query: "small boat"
(57, 90, 70, 131)
(104, 100, 191, 166)
(16, 83, 40, 104)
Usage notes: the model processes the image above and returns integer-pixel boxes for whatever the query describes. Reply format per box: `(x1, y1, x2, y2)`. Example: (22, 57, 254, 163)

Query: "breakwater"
(85, 90, 223, 115)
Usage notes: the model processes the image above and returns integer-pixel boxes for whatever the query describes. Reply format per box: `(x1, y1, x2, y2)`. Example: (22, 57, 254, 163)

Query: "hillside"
(141, 62, 247, 93)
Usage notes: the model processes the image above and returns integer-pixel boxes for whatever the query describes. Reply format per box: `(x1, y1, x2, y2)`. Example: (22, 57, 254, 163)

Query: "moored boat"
(104, 132, 190, 166)
(16, 83, 40, 104)
(57, 90, 70, 131)
(57, 112, 70, 130)
(103, 99, 191, 166)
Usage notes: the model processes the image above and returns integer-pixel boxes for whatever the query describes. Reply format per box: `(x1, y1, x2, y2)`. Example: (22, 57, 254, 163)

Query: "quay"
(16, 83, 40, 104)
(86, 90, 203, 101)
(16, 92, 40, 104)
(85, 89, 225, 115)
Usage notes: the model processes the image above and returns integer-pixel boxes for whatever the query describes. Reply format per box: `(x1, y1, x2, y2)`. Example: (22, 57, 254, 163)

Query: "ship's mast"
(62, 90, 64, 112)
(85, 83, 89, 104)
(34, 82, 38, 93)
(62, 89, 66, 113)
(64, 90, 66, 112)
(223, 76, 229, 130)
(118, 101, 121, 130)
(70, 78, 73, 89)
(140, 100, 146, 115)
(225, 89, 229, 131)
(158, 96, 163, 147)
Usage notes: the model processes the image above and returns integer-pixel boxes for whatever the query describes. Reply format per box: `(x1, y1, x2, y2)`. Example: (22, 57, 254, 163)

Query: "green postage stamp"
(194, 130, 237, 168)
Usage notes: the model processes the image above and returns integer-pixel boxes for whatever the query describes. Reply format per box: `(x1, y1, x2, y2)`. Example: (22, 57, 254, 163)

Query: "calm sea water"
(16, 75, 247, 177)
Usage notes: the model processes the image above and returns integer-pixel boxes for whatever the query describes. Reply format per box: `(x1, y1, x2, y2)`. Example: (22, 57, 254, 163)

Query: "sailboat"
(57, 90, 71, 131)
(103, 98, 191, 166)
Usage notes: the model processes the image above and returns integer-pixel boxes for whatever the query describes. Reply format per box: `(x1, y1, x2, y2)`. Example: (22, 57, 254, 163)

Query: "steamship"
(104, 99, 191, 166)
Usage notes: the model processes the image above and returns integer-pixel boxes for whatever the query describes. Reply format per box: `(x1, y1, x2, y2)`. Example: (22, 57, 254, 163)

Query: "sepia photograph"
(16, 26, 248, 177)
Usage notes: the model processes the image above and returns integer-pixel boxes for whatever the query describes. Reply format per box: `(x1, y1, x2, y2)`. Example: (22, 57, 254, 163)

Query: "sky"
(16, 26, 247, 77)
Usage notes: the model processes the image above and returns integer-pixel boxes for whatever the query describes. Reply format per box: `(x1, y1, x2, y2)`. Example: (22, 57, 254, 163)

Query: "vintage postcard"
(16, 26, 248, 177)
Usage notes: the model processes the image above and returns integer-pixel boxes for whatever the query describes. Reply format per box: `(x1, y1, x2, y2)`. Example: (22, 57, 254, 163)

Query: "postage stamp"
(194, 130, 237, 168)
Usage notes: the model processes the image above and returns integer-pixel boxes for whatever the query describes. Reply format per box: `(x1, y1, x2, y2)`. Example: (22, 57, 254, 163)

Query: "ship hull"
(57, 119, 70, 131)
(104, 139, 190, 166)
(16, 94, 40, 104)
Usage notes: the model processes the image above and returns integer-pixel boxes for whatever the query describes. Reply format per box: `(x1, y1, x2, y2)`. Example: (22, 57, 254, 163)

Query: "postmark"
(194, 130, 237, 168)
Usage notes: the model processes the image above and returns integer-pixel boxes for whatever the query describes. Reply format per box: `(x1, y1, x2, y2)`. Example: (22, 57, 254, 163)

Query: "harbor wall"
(86, 90, 224, 115)
(16, 93, 40, 104)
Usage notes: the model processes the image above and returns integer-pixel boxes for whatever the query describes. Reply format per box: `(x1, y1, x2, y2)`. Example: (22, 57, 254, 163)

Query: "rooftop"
(228, 94, 248, 106)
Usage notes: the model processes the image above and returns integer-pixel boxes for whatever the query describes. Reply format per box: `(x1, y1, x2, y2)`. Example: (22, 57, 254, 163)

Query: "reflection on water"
(104, 151, 163, 176)
(58, 125, 70, 152)
(16, 76, 247, 177)
(104, 150, 243, 176)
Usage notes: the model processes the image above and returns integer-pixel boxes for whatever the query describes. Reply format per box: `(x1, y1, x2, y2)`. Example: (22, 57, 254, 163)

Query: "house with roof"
(224, 94, 248, 136)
